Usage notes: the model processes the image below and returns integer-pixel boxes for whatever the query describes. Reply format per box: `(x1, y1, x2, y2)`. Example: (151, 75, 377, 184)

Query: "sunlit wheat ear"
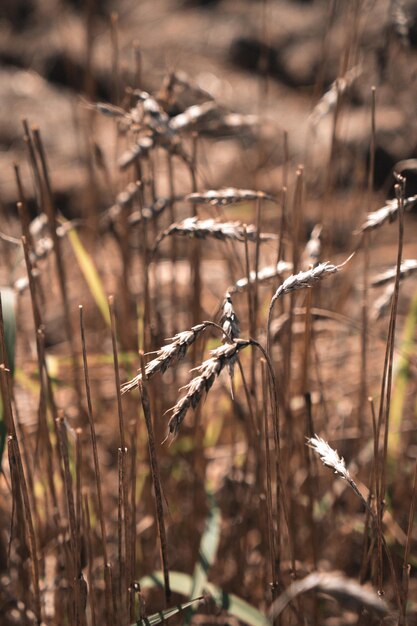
(357, 194, 417, 233)
(371, 259, 417, 286)
(229, 260, 293, 294)
(309, 66, 361, 127)
(220, 292, 240, 341)
(153, 216, 277, 250)
(301, 223, 322, 269)
(121, 323, 210, 394)
(169, 101, 219, 133)
(118, 136, 154, 170)
(390, 0, 410, 46)
(371, 283, 395, 321)
(267, 257, 352, 342)
(307, 435, 368, 510)
(167, 339, 252, 436)
(185, 188, 276, 207)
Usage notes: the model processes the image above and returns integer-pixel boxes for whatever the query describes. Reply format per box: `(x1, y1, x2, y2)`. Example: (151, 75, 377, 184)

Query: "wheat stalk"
(168, 339, 251, 435)
(185, 188, 276, 206)
(121, 322, 210, 394)
(357, 195, 417, 233)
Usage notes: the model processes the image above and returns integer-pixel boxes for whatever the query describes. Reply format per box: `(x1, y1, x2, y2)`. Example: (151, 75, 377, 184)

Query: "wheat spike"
(357, 195, 417, 233)
(230, 260, 293, 294)
(169, 101, 219, 133)
(185, 188, 276, 206)
(307, 435, 368, 509)
(168, 339, 251, 435)
(121, 323, 209, 394)
(155, 216, 277, 249)
(371, 259, 417, 286)
(220, 293, 240, 341)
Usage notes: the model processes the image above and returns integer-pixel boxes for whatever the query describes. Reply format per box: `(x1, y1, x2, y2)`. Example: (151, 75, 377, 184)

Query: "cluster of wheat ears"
(2, 14, 417, 626)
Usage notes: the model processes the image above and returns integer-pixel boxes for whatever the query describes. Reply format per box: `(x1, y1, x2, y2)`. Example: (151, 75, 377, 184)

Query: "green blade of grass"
(65, 225, 111, 327)
(0, 288, 16, 463)
(140, 571, 270, 626)
(389, 290, 417, 462)
(190, 489, 220, 600)
(134, 597, 203, 626)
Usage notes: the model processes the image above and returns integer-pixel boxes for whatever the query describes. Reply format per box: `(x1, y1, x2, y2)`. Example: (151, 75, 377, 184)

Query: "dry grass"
(1, 2, 417, 626)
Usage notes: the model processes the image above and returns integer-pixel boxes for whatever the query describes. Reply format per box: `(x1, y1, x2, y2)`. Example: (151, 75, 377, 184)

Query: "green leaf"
(140, 571, 270, 626)
(134, 597, 203, 626)
(389, 290, 417, 463)
(65, 225, 111, 327)
(0, 288, 16, 463)
(190, 490, 220, 600)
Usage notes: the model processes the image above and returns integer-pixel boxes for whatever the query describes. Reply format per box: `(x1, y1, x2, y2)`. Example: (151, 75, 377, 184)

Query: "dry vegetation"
(1, 1, 417, 625)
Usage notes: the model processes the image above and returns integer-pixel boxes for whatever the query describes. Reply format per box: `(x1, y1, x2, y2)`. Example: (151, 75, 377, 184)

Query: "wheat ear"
(168, 339, 251, 435)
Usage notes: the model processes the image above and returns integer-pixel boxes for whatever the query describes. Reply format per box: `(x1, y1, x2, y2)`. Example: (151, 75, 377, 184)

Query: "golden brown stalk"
(79, 305, 113, 625)
(138, 354, 171, 603)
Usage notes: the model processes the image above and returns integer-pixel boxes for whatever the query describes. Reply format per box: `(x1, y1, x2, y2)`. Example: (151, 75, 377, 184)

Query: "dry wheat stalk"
(185, 188, 276, 206)
(269, 571, 389, 619)
(357, 195, 417, 232)
(371, 259, 417, 286)
(121, 323, 210, 394)
(230, 260, 293, 293)
(155, 217, 277, 248)
(168, 339, 251, 435)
